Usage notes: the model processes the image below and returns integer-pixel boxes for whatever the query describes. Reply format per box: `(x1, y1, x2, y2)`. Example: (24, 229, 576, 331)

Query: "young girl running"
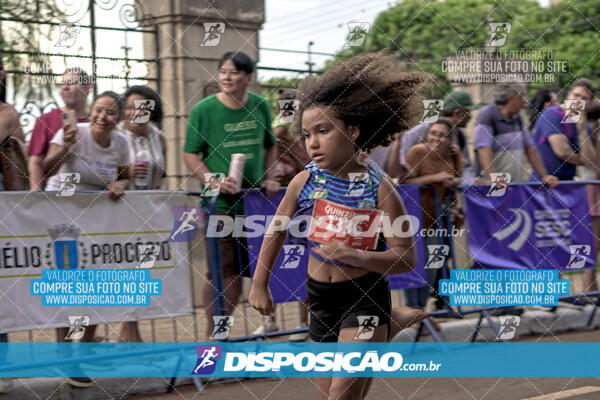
(249, 53, 425, 400)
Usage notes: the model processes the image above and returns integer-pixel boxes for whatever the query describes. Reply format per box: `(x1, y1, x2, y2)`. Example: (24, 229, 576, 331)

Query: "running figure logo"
(347, 173, 372, 197)
(200, 23, 225, 46)
(55, 23, 81, 48)
(57, 173, 80, 197)
(354, 316, 379, 339)
(192, 345, 222, 375)
(346, 23, 369, 47)
(496, 316, 520, 339)
(487, 173, 511, 197)
(132, 99, 156, 124)
(170, 207, 204, 242)
(425, 245, 449, 269)
(566, 244, 591, 269)
(488, 23, 511, 47)
(280, 245, 305, 269)
(277, 100, 300, 124)
(202, 173, 225, 197)
(421, 100, 444, 123)
(65, 315, 89, 340)
(137, 244, 159, 268)
(561, 100, 586, 123)
(210, 316, 234, 340)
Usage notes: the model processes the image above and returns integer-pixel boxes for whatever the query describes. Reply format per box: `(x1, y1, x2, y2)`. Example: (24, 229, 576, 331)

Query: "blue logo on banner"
(170, 207, 204, 242)
(192, 345, 222, 375)
(54, 240, 79, 269)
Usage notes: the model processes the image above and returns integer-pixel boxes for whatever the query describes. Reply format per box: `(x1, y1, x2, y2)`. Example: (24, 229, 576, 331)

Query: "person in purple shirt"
(474, 83, 557, 187)
(532, 78, 596, 180)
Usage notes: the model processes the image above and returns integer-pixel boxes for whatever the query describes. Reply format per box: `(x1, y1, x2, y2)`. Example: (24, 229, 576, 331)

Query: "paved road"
(128, 329, 600, 400)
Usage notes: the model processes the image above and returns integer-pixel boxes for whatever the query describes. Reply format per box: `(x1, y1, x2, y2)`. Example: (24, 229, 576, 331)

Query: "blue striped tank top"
(293, 161, 386, 266)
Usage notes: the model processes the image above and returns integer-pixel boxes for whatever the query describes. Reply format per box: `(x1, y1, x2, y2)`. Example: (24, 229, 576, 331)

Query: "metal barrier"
(3, 181, 599, 392)
(200, 181, 600, 345)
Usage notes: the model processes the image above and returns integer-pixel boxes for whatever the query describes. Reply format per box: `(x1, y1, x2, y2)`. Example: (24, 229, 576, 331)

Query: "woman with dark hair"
(405, 118, 463, 310)
(42, 92, 128, 387)
(529, 88, 559, 131)
(120, 85, 166, 192)
(117, 85, 166, 342)
(578, 101, 600, 296)
(44, 90, 130, 200)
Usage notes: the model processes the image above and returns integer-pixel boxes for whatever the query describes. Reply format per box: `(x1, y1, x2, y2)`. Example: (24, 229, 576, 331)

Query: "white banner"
(0, 191, 196, 332)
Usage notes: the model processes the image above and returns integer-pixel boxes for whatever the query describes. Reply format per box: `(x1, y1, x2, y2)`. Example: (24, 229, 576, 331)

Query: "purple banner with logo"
(388, 185, 426, 290)
(464, 184, 595, 270)
(243, 186, 427, 304)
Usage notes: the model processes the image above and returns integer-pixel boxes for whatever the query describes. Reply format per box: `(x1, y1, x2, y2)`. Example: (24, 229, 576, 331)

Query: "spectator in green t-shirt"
(183, 51, 279, 338)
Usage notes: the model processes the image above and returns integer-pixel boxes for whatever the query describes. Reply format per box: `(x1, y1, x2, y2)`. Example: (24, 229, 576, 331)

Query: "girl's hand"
(261, 178, 281, 197)
(219, 176, 239, 194)
(433, 171, 454, 183)
(442, 176, 461, 188)
(312, 240, 363, 267)
(249, 284, 275, 316)
(63, 124, 78, 150)
(107, 180, 127, 202)
(131, 162, 150, 178)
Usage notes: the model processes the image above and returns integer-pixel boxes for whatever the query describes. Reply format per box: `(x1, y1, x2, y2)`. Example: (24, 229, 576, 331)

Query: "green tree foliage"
(326, 0, 599, 95)
(259, 76, 302, 119)
(0, 0, 68, 103)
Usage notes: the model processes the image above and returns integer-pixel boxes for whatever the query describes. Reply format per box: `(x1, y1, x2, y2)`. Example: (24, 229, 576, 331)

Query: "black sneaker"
(66, 376, 93, 388)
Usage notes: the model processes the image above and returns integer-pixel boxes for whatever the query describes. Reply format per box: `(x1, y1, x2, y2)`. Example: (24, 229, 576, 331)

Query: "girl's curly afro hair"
(292, 52, 427, 151)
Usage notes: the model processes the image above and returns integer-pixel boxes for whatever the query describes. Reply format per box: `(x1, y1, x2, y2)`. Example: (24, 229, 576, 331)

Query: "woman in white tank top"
(118, 86, 167, 342)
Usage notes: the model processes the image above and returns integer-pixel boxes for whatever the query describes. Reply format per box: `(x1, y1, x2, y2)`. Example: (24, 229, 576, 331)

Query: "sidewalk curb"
(392, 305, 600, 342)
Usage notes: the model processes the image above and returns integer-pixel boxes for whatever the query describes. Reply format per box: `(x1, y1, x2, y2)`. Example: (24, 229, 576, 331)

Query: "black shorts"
(306, 272, 391, 342)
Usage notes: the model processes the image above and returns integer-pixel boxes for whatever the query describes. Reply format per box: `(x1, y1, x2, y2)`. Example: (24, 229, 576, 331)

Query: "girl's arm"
(107, 166, 130, 202)
(406, 171, 454, 185)
(249, 169, 308, 316)
(44, 125, 77, 175)
(313, 177, 416, 275)
(386, 132, 410, 181)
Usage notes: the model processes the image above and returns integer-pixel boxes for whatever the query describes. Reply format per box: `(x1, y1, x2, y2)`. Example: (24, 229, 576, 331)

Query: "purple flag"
(464, 184, 595, 270)
(388, 185, 427, 290)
